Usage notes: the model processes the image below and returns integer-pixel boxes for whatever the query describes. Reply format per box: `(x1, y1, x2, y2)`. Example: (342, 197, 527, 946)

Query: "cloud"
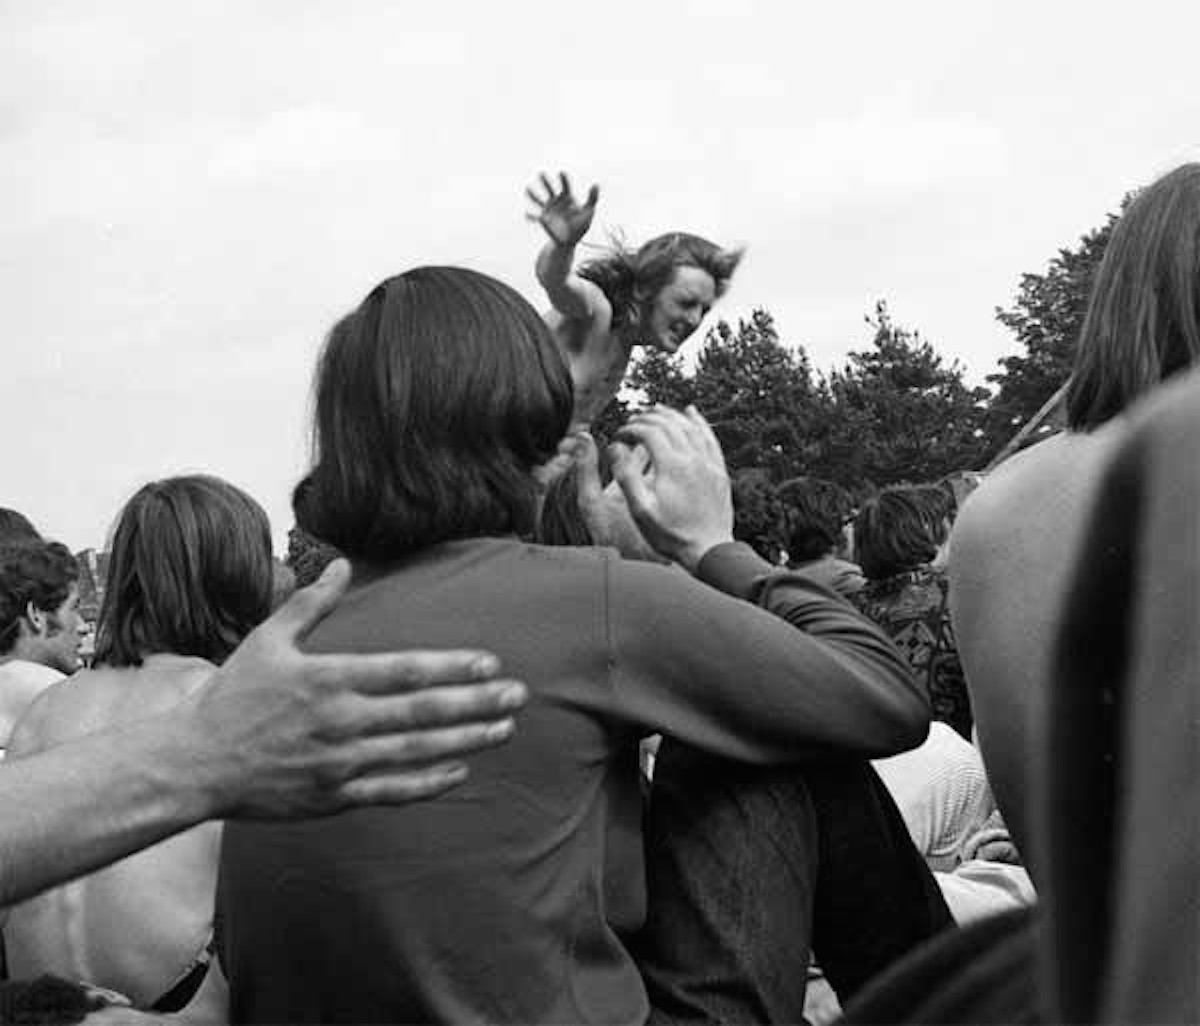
(207, 106, 388, 183)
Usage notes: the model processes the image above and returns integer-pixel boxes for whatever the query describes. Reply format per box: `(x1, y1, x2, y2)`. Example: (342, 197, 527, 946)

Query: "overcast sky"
(4, 0, 1198, 550)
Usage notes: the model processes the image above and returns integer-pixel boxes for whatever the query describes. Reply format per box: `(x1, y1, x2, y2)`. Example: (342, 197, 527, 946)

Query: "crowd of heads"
(4, 158, 1200, 1022)
(730, 474, 960, 582)
(10, 160, 1200, 679)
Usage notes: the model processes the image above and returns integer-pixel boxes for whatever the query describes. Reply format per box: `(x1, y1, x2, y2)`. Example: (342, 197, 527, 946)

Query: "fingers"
(533, 431, 587, 488)
(313, 648, 512, 696)
(338, 762, 471, 806)
(346, 714, 518, 768)
(573, 432, 603, 509)
(616, 410, 688, 468)
(621, 406, 723, 469)
(351, 680, 528, 734)
(609, 442, 655, 517)
(526, 172, 596, 210)
(261, 558, 351, 644)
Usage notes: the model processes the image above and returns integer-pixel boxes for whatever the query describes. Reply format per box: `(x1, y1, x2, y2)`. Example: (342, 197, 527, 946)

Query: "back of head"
(0, 508, 41, 545)
(94, 475, 274, 667)
(912, 482, 957, 528)
(1067, 163, 1200, 430)
(777, 477, 855, 563)
(578, 232, 742, 332)
(0, 540, 79, 656)
(297, 266, 574, 562)
(853, 487, 944, 581)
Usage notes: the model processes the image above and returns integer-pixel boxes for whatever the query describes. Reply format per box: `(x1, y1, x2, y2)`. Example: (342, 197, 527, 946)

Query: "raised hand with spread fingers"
(525, 171, 599, 249)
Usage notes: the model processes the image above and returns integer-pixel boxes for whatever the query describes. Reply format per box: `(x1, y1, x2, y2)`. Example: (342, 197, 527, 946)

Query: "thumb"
(610, 443, 654, 521)
(573, 432, 602, 509)
(267, 557, 351, 642)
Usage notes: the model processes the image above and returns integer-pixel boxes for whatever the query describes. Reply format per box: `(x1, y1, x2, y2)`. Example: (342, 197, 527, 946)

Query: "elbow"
(870, 663, 932, 756)
(893, 690, 932, 751)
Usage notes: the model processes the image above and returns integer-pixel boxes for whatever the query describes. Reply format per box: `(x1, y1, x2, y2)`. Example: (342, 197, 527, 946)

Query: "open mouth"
(658, 324, 693, 352)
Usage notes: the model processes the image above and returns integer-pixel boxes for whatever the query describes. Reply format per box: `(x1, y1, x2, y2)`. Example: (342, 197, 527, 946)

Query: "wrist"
(676, 534, 735, 575)
(152, 695, 237, 822)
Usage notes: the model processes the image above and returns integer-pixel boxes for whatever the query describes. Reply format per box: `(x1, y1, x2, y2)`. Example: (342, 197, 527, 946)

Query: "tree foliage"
(983, 210, 1119, 457)
(629, 309, 822, 481)
(814, 302, 991, 487)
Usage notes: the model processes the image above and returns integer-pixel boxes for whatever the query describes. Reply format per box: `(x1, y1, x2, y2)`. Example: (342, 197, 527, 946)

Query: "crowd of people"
(0, 162, 1197, 1024)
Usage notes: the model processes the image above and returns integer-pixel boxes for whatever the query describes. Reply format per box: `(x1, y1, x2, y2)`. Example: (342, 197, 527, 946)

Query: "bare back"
(4, 655, 226, 1021)
(948, 425, 1125, 867)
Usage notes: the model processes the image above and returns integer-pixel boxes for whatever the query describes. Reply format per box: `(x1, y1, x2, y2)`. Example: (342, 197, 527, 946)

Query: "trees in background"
(816, 302, 990, 487)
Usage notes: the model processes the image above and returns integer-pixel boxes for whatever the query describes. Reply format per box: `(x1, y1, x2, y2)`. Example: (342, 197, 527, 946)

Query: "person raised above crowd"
(950, 161, 1200, 864)
(0, 539, 87, 752)
(526, 171, 741, 427)
(5, 475, 280, 1021)
(217, 265, 930, 1025)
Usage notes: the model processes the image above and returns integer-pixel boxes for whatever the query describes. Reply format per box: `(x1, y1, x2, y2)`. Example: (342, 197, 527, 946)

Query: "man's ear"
(24, 601, 47, 635)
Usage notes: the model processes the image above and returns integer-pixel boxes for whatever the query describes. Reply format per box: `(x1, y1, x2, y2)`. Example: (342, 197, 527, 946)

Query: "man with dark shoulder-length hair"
(0, 540, 86, 750)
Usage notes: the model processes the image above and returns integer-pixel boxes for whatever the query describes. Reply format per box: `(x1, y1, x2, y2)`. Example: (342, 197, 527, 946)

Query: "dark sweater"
(218, 538, 923, 1025)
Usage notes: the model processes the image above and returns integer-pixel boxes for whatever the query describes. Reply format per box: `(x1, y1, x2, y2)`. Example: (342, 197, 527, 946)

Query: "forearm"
(0, 715, 218, 907)
(695, 543, 931, 754)
(536, 240, 592, 319)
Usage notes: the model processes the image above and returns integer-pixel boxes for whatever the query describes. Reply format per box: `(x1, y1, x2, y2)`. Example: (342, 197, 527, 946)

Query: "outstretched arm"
(0, 560, 527, 907)
(526, 171, 611, 344)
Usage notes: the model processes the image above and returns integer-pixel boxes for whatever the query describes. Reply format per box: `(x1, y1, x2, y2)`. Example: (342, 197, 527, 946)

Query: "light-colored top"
(948, 424, 1124, 866)
(874, 721, 995, 872)
(0, 659, 64, 753)
(4, 654, 227, 1024)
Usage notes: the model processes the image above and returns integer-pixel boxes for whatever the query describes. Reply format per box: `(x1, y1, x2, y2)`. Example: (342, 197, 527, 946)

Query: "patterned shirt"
(853, 566, 972, 739)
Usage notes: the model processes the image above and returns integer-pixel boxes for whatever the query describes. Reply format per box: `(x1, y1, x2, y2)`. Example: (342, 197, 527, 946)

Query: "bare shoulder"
(6, 673, 79, 757)
(543, 288, 614, 355)
(951, 429, 1127, 608)
(125, 656, 216, 710)
(957, 435, 1112, 544)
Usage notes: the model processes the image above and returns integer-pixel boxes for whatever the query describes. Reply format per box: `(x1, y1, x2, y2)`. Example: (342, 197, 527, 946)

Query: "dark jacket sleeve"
(605, 543, 930, 762)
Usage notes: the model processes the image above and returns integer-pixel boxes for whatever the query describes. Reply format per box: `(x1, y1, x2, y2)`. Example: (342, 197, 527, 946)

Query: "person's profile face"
(646, 266, 716, 353)
(42, 584, 86, 674)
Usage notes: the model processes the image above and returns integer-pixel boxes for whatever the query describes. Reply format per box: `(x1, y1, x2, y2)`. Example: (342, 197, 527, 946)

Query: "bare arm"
(527, 171, 612, 347)
(0, 560, 527, 907)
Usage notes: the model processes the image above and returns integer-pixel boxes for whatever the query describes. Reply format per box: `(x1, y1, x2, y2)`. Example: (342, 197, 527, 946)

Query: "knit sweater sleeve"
(605, 542, 930, 763)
